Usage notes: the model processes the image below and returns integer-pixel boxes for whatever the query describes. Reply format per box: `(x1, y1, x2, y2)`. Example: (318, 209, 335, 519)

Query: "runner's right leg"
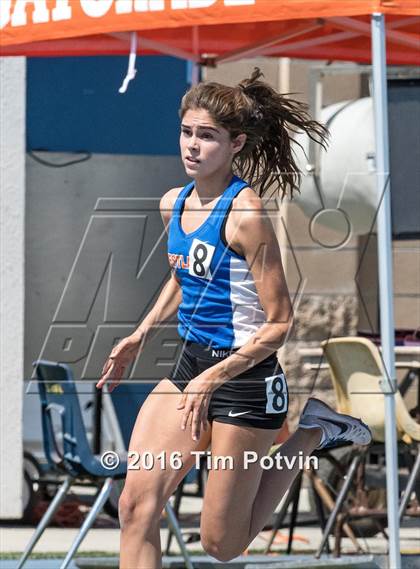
(119, 378, 212, 569)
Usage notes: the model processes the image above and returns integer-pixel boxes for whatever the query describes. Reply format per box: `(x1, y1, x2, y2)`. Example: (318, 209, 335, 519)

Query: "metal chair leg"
(399, 447, 420, 519)
(309, 470, 362, 554)
(17, 475, 74, 569)
(333, 512, 345, 557)
(165, 502, 194, 569)
(315, 453, 362, 559)
(165, 478, 185, 554)
(60, 478, 113, 569)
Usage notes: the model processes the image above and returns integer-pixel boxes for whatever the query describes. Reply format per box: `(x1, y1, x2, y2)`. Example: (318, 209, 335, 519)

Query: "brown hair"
(180, 68, 329, 200)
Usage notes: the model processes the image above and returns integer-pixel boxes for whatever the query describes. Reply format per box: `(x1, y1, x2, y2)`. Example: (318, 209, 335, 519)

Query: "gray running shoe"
(299, 397, 372, 450)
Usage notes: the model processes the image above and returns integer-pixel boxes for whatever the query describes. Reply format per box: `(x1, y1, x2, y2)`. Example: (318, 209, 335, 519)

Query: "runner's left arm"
(197, 194, 293, 389)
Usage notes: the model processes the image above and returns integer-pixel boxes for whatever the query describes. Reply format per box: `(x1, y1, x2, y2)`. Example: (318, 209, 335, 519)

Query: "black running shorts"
(167, 340, 289, 430)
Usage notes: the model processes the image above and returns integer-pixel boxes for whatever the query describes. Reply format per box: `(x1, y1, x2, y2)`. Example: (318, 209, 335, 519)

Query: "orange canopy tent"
(0, 1, 419, 64)
(1, 2, 419, 568)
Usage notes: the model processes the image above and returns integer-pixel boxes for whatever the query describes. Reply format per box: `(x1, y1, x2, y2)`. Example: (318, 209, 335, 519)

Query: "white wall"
(0, 56, 25, 518)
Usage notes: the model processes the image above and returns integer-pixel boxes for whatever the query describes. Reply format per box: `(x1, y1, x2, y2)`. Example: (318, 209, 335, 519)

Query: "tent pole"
(371, 13, 401, 569)
(187, 60, 200, 86)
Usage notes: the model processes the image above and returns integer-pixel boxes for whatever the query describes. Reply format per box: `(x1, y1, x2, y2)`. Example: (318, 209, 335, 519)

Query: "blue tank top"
(167, 175, 266, 349)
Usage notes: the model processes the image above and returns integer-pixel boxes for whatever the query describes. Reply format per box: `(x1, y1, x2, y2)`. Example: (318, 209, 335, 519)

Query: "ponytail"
(180, 67, 329, 200)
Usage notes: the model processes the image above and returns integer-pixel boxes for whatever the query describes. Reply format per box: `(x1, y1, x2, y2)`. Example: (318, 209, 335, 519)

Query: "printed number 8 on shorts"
(265, 373, 288, 413)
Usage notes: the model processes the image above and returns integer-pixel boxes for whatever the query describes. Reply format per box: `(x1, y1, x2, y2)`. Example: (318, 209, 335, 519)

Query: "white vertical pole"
(371, 13, 401, 569)
(0, 56, 26, 519)
(191, 25, 200, 86)
(190, 62, 200, 85)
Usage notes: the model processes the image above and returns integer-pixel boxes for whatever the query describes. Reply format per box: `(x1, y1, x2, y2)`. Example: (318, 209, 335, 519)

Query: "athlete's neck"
(192, 170, 234, 204)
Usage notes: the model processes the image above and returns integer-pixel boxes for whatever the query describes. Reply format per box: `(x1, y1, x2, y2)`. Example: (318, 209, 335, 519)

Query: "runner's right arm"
(96, 188, 183, 390)
(133, 270, 181, 346)
(132, 187, 183, 345)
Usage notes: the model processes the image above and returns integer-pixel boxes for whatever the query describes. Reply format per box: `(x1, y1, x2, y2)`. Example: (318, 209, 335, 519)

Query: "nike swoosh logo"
(323, 417, 348, 436)
(228, 410, 251, 417)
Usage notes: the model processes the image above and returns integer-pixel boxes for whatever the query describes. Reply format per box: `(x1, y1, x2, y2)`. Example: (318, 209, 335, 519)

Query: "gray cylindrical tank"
(294, 97, 379, 238)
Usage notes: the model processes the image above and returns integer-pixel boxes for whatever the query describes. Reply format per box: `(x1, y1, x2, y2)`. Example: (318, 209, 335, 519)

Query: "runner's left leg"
(200, 420, 321, 561)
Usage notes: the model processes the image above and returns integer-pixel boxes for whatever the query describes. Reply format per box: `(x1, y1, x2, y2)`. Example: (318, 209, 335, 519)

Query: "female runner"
(97, 68, 371, 568)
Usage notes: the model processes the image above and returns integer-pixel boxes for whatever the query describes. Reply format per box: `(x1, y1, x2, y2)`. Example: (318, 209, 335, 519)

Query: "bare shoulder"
(230, 186, 267, 226)
(225, 186, 272, 257)
(160, 186, 184, 230)
(160, 186, 184, 210)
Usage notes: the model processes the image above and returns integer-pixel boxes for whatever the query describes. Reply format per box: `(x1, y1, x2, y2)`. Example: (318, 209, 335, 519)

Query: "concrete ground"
(1, 524, 420, 568)
(1, 489, 419, 568)
(1, 524, 420, 557)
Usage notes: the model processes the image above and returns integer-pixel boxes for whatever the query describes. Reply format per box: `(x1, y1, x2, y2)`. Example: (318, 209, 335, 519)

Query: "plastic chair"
(321, 337, 420, 444)
(316, 337, 420, 557)
(18, 360, 195, 569)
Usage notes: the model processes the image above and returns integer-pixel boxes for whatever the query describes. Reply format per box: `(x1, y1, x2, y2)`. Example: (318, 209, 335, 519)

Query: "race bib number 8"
(265, 373, 288, 413)
(188, 238, 215, 280)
